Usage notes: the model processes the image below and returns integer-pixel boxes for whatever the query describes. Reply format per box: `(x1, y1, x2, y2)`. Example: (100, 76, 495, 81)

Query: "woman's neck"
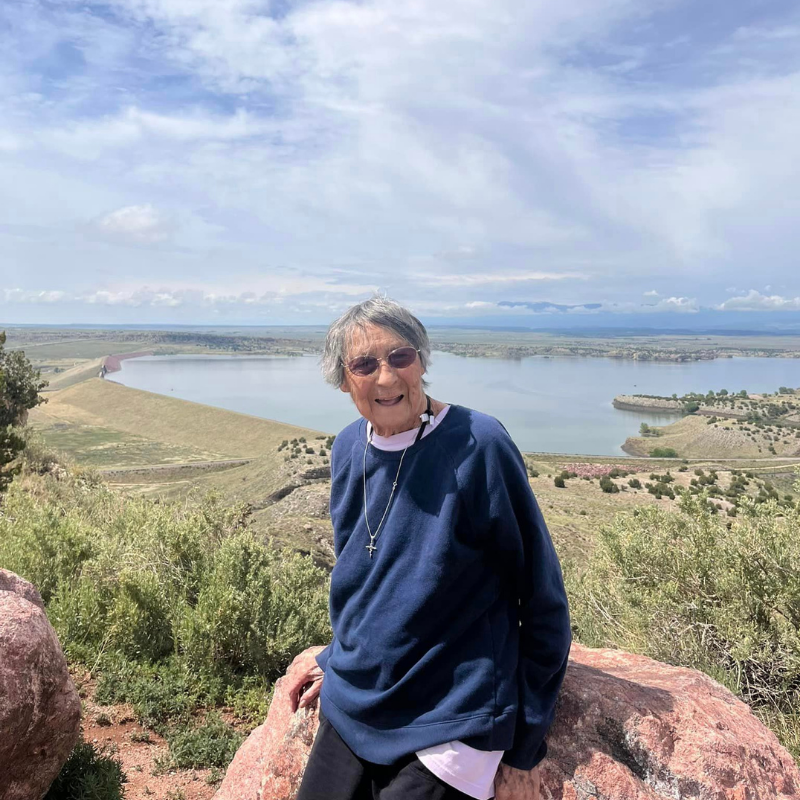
(371, 397, 444, 437)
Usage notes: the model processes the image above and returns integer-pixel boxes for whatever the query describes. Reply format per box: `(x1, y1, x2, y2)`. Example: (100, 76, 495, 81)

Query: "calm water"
(108, 353, 800, 455)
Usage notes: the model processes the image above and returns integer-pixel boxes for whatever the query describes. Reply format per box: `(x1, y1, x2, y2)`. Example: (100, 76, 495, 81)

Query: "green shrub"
(165, 712, 244, 769)
(567, 478, 800, 756)
(553, 476, 565, 488)
(95, 657, 210, 728)
(0, 467, 331, 764)
(177, 536, 330, 684)
(45, 737, 125, 800)
(599, 476, 619, 494)
(650, 447, 678, 458)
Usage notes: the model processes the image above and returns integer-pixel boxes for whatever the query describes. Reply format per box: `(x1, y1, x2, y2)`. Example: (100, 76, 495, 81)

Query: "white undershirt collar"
(367, 405, 451, 452)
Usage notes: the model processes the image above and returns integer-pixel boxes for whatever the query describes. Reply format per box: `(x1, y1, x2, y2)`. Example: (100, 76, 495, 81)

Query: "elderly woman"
(288, 297, 571, 800)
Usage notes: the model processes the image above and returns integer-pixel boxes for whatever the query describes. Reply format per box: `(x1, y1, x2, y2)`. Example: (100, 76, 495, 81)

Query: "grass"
(164, 713, 244, 769)
(623, 414, 800, 459)
(14, 339, 155, 360)
(30, 378, 325, 459)
(29, 421, 228, 467)
(40, 358, 107, 392)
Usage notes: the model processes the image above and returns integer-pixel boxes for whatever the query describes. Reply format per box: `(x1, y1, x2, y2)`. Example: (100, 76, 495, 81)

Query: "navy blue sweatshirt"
(316, 405, 571, 770)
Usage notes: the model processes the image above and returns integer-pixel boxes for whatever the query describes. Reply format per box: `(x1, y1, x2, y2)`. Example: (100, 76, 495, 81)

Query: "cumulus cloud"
(716, 290, 800, 311)
(92, 205, 176, 245)
(590, 296, 699, 314)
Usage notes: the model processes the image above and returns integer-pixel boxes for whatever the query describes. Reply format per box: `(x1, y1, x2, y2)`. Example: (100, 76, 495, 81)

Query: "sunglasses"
(343, 346, 420, 377)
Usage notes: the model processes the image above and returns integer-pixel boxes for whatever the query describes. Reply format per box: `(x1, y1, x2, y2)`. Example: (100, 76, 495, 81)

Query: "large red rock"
(214, 647, 324, 800)
(215, 643, 800, 800)
(0, 570, 81, 800)
(543, 645, 798, 800)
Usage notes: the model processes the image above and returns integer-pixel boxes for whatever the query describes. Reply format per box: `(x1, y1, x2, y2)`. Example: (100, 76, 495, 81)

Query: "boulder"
(215, 643, 800, 800)
(0, 570, 81, 800)
(543, 645, 799, 800)
(214, 648, 324, 800)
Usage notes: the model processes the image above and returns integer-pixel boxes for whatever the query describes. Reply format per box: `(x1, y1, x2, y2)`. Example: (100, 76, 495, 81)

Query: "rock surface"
(214, 648, 324, 800)
(0, 569, 81, 800)
(215, 643, 800, 800)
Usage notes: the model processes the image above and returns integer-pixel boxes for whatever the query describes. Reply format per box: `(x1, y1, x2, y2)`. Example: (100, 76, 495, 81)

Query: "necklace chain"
(362, 397, 432, 559)
(362, 433, 410, 557)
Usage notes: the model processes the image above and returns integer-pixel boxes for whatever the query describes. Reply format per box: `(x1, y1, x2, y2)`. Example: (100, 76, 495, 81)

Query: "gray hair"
(321, 295, 431, 388)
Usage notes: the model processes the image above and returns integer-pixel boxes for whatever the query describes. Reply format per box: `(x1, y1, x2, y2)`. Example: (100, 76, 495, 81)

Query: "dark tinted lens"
(347, 356, 379, 376)
(387, 347, 417, 369)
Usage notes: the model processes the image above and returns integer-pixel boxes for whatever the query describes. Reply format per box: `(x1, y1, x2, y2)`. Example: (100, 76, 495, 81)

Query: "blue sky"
(2, 0, 800, 326)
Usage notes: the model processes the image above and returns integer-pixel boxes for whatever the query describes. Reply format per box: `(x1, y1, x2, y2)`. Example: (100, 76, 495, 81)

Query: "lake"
(108, 353, 800, 455)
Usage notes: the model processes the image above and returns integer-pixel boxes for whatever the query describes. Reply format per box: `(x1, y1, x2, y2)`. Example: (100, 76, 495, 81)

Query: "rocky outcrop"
(214, 647, 325, 800)
(215, 643, 800, 800)
(613, 395, 685, 413)
(544, 645, 798, 799)
(0, 570, 81, 800)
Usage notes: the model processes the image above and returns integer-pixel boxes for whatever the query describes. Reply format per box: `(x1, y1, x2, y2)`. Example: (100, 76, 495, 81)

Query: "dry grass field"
(624, 412, 800, 459)
(40, 358, 106, 392)
(32, 378, 323, 459)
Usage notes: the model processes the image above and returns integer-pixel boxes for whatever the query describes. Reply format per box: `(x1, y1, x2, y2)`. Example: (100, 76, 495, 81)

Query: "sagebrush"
(0, 460, 331, 767)
(567, 477, 800, 757)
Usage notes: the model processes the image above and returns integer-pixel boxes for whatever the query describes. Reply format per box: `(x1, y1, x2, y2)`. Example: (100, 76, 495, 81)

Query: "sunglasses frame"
(343, 346, 421, 377)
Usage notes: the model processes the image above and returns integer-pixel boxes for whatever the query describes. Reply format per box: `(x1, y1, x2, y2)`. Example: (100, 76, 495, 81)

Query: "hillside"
(31, 378, 325, 459)
(622, 389, 800, 458)
(40, 358, 106, 392)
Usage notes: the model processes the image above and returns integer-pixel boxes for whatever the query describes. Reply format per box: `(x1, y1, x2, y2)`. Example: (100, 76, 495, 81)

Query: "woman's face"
(340, 323, 426, 436)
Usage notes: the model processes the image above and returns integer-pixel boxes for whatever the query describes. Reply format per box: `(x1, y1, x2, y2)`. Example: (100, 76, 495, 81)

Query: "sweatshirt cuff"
(500, 739, 547, 771)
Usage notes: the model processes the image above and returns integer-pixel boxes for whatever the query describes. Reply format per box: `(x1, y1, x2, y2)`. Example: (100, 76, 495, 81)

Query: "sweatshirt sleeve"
(315, 639, 334, 672)
(480, 427, 571, 771)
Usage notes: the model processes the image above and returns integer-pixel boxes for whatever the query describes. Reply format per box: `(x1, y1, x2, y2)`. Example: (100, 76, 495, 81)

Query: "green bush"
(553, 476, 565, 488)
(0, 467, 331, 766)
(567, 479, 800, 756)
(165, 712, 244, 769)
(599, 476, 619, 494)
(650, 447, 678, 458)
(45, 737, 125, 800)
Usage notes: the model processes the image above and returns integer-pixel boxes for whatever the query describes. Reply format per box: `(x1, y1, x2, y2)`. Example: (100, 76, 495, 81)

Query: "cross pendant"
(366, 541, 377, 558)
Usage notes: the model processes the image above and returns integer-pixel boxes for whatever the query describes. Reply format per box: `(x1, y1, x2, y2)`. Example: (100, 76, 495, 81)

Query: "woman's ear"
(339, 376, 351, 394)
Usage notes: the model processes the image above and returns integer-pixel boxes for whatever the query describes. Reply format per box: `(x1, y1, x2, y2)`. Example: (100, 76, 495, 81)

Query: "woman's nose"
(375, 360, 398, 384)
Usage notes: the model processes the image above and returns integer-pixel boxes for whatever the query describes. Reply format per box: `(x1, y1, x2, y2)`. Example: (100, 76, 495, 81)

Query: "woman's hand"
(495, 763, 540, 800)
(286, 646, 326, 713)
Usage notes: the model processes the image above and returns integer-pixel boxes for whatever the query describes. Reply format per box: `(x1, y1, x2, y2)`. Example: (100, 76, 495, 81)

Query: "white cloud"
(0, 289, 67, 304)
(92, 205, 176, 245)
(417, 271, 588, 287)
(595, 296, 699, 314)
(716, 290, 800, 311)
(2, 1, 800, 322)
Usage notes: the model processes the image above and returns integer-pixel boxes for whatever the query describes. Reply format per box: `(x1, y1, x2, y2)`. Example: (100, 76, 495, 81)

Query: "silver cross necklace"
(362, 395, 433, 558)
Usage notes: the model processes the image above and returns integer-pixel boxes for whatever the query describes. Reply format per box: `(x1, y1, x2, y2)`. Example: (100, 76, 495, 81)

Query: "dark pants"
(296, 710, 475, 800)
